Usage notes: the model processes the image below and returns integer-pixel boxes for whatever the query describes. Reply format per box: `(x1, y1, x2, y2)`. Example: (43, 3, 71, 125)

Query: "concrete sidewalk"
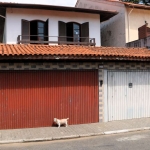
(0, 118, 150, 144)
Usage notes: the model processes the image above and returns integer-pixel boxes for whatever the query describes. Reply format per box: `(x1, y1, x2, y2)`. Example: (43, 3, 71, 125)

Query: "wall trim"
(104, 69, 108, 122)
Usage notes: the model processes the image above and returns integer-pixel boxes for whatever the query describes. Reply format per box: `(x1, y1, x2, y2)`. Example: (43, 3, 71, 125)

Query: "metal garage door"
(107, 70, 150, 121)
(0, 70, 98, 129)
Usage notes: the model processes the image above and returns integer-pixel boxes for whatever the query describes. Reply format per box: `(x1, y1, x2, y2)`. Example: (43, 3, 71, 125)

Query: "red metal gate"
(0, 70, 98, 129)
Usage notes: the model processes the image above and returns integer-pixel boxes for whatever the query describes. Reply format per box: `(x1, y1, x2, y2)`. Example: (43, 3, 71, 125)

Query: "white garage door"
(107, 71, 150, 121)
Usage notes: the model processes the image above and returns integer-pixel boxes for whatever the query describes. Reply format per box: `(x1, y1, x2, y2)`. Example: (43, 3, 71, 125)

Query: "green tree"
(122, 0, 150, 5)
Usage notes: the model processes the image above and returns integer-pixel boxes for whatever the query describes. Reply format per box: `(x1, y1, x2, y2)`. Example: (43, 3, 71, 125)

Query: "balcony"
(126, 36, 150, 48)
(17, 35, 96, 46)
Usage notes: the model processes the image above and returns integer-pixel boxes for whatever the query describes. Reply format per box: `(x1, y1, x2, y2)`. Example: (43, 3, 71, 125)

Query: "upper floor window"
(21, 19, 48, 44)
(20, 19, 94, 45)
(37, 21, 45, 41)
(66, 22, 81, 42)
(73, 23, 80, 42)
(58, 21, 89, 44)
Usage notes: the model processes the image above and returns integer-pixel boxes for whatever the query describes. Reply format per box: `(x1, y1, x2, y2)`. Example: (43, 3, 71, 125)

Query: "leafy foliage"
(122, 0, 150, 5)
(122, 0, 139, 3)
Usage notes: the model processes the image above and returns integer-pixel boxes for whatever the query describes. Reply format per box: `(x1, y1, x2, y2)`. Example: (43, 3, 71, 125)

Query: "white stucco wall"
(125, 7, 150, 43)
(76, 0, 126, 47)
(6, 8, 100, 46)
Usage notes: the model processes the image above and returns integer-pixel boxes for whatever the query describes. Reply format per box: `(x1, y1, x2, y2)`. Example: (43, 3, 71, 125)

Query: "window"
(30, 21, 45, 42)
(37, 21, 45, 41)
(73, 23, 80, 42)
(66, 22, 80, 42)
(22, 19, 48, 44)
(58, 21, 89, 44)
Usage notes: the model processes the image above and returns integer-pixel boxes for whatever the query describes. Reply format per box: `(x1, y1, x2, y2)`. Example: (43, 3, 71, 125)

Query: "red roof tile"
(0, 44, 150, 60)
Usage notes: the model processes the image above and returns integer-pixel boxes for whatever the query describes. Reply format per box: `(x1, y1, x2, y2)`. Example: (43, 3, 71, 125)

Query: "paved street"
(0, 130, 150, 150)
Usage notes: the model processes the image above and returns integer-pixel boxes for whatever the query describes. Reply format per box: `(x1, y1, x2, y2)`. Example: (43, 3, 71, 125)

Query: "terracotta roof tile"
(0, 44, 150, 60)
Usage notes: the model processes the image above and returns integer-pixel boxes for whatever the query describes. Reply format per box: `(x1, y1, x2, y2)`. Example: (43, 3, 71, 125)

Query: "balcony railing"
(126, 37, 150, 48)
(17, 35, 96, 46)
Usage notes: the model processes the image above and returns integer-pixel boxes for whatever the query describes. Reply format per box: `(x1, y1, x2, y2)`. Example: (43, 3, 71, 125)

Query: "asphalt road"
(1, 130, 150, 150)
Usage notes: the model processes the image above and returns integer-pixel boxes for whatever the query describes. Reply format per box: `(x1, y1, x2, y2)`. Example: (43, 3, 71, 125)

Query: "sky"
(0, 0, 77, 6)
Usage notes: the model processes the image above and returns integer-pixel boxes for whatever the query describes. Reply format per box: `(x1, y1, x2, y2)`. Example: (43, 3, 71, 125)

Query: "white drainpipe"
(127, 6, 134, 43)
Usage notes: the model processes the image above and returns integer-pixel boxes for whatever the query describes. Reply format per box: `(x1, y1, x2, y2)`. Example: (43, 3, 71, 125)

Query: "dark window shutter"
(44, 19, 49, 43)
(22, 19, 30, 42)
(81, 22, 89, 43)
(58, 21, 66, 43)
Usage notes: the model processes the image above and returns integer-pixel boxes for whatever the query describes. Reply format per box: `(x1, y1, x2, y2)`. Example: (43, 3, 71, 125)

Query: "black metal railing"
(17, 35, 96, 46)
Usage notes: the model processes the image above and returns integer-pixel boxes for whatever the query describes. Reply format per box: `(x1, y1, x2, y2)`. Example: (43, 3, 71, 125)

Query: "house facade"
(76, 0, 150, 47)
(1, 2, 150, 130)
(0, 2, 118, 129)
(0, 2, 117, 46)
(6, 8, 100, 45)
(0, 44, 150, 129)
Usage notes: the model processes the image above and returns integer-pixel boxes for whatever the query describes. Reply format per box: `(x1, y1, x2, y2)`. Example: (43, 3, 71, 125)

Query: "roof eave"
(0, 55, 149, 61)
(0, 2, 118, 22)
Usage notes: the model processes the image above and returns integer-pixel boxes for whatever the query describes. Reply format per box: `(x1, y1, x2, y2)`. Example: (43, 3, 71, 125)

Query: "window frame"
(21, 19, 48, 44)
(66, 22, 81, 42)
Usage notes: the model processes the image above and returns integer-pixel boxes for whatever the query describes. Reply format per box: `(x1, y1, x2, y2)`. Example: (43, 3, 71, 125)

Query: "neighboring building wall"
(5, 8, 100, 46)
(76, 0, 126, 47)
(125, 7, 150, 43)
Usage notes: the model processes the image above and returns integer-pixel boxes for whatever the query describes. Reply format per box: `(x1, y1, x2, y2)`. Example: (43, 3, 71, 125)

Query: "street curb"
(104, 129, 129, 135)
(79, 132, 104, 138)
(0, 139, 23, 144)
(23, 137, 53, 142)
(144, 127, 150, 130)
(104, 127, 150, 135)
(52, 135, 79, 140)
(0, 137, 53, 144)
(0, 127, 150, 144)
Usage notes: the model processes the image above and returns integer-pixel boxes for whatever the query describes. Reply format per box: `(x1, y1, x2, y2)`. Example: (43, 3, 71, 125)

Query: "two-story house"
(76, 0, 150, 47)
(1, 2, 150, 130)
(0, 2, 118, 129)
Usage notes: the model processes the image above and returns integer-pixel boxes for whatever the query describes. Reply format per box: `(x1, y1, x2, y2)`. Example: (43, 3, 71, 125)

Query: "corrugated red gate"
(0, 70, 98, 129)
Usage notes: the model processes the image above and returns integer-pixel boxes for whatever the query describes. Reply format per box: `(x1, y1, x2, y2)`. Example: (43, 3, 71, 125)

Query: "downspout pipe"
(127, 6, 134, 43)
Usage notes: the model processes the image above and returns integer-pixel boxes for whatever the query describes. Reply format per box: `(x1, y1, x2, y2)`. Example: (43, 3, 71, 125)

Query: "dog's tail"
(67, 118, 69, 120)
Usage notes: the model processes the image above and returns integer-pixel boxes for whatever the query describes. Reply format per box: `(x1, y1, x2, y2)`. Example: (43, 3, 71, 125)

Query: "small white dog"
(54, 118, 69, 128)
